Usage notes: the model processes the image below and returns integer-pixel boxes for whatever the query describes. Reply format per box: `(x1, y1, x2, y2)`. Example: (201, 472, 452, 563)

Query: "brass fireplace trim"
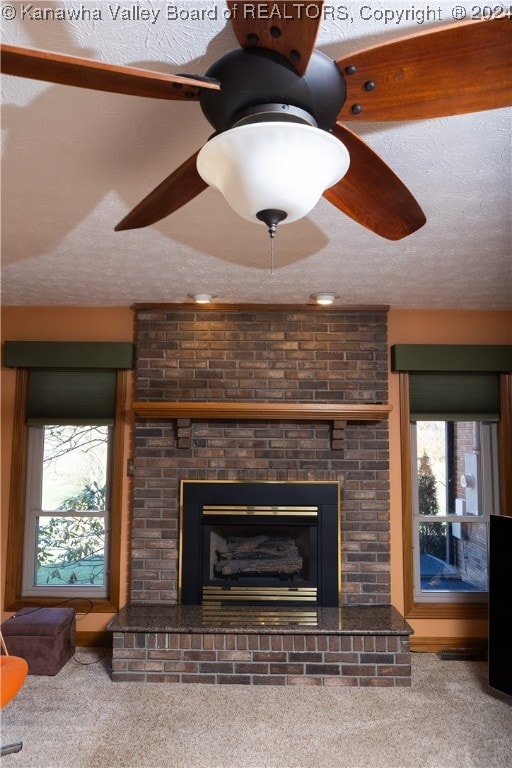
(203, 586, 318, 603)
(203, 505, 318, 517)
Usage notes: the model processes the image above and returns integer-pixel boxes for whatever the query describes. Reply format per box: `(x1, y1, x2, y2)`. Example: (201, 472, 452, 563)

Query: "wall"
(1, 306, 510, 642)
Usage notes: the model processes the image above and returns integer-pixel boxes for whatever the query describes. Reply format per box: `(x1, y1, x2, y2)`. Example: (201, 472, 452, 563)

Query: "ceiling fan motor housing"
(199, 47, 346, 132)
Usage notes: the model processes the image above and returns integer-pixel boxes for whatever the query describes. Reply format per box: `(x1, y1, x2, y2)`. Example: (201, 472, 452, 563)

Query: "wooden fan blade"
(115, 152, 208, 231)
(1, 44, 219, 101)
(226, 0, 323, 75)
(324, 123, 426, 240)
(337, 17, 512, 121)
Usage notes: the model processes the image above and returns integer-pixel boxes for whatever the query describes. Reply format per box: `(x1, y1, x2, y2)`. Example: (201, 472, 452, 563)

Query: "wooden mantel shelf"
(132, 402, 392, 422)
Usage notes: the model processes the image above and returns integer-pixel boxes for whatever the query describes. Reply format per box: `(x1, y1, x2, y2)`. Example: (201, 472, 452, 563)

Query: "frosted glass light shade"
(196, 122, 350, 225)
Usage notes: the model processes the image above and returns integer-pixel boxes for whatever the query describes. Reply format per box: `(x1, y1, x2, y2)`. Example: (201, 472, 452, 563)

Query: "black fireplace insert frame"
(179, 481, 340, 606)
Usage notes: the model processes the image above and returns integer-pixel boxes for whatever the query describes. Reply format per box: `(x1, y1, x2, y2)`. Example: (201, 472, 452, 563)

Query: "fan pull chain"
(256, 210, 287, 275)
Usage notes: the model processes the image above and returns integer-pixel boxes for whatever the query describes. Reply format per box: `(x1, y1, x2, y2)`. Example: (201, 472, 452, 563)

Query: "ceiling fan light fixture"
(196, 122, 350, 227)
(312, 293, 336, 305)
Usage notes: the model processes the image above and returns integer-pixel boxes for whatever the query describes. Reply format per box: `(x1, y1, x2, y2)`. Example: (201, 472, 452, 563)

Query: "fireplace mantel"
(132, 401, 392, 421)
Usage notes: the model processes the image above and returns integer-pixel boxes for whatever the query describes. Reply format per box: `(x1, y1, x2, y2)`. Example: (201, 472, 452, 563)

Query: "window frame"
(399, 372, 512, 621)
(410, 419, 496, 605)
(22, 423, 112, 599)
(4, 369, 126, 613)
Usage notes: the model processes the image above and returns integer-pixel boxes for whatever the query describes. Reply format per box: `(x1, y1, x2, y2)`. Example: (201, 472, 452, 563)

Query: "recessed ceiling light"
(311, 293, 336, 305)
(191, 293, 213, 304)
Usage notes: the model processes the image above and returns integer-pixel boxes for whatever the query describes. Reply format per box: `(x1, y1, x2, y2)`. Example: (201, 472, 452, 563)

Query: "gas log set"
(214, 534, 303, 577)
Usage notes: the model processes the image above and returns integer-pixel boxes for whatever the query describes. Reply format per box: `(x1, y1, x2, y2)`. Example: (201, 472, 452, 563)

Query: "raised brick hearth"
(109, 605, 412, 687)
(109, 306, 413, 686)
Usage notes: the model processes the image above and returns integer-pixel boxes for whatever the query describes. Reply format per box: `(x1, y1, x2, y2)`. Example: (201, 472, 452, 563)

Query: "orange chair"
(1, 631, 29, 756)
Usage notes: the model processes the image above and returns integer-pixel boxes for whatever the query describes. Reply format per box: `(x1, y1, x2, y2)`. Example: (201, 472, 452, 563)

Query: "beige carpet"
(1, 649, 510, 768)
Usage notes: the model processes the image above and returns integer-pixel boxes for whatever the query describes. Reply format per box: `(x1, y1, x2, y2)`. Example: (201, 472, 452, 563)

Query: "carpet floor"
(1, 650, 510, 768)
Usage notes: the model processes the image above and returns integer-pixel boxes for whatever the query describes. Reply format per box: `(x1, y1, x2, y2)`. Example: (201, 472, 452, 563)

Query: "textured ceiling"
(1, 0, 511, 309)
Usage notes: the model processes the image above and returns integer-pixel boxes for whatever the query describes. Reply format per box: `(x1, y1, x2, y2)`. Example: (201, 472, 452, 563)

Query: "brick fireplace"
(109, 306, 412, 685)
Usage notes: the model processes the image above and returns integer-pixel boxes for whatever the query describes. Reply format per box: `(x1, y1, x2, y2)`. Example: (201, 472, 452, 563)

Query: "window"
(22, 424, 112, 598)
(4, 341, 134, 612)
(411, 420, 499, 603)
(391, 344, 512, 619)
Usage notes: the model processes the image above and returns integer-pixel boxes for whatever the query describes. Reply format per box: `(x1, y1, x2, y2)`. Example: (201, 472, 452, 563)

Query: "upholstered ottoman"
(1, 607, 75, 675)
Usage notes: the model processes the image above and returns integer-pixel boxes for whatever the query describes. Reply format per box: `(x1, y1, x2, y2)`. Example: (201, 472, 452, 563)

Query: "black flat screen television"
(488, 514, 512, 697)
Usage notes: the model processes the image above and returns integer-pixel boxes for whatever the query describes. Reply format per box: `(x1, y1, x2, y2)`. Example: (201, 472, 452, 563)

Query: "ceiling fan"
(1, 2, 511, 241)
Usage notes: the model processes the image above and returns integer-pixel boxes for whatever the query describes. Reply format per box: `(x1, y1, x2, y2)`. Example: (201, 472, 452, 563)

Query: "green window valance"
(391, 344, 510, 421)
(391, 344, 512, 373)
(3, 341, 134, 369)
(4, 341, 134, 425)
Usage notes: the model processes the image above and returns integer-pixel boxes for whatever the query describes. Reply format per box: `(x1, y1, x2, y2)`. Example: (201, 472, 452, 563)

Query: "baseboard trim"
(76, 631, 112, 648)
(411, 636, 487, 654)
